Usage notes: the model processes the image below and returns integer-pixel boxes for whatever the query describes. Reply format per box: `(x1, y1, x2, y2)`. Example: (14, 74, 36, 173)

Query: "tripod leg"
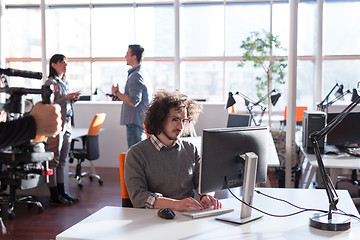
(0, 216, 7, 235)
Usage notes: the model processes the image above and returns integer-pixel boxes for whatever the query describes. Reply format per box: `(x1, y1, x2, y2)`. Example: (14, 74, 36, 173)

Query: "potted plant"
(238, 30, 287, 129)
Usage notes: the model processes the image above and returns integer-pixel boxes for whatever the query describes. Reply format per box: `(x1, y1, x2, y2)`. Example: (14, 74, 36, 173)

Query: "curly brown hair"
(144, 90, 203, 136)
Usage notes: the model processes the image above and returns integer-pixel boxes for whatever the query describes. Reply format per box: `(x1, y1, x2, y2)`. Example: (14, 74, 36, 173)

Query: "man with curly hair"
(124, 90, 222, 211)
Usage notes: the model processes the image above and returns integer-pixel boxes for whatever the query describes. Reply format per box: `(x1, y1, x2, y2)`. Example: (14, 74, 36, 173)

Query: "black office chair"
(69, 113, 106, 189)
(336, 169, 360, 198)
(0, 138, 53, 219)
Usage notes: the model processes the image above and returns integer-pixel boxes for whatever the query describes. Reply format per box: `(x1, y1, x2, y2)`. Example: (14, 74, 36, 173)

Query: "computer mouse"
(157, 208, 176, 219)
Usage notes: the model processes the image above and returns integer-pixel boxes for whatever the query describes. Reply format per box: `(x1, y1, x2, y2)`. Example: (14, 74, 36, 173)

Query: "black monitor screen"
(199, 127, 268, 194)
(326, 111, 360, 147)
(226, 113, 251, 128)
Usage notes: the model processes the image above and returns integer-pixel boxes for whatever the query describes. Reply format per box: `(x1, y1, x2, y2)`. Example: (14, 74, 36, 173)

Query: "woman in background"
(45, 54, 81, 206)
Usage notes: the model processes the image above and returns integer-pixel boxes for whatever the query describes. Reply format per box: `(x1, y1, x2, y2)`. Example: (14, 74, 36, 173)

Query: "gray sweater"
(124, 137, 200, 208)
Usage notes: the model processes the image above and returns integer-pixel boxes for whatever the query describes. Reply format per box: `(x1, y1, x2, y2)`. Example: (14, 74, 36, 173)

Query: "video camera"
(0, 67, 54, 158)
(0, 68, 54, 221)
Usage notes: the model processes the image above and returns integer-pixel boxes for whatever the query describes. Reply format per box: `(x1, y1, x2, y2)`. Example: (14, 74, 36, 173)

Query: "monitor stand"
(216, 152, 263, 224)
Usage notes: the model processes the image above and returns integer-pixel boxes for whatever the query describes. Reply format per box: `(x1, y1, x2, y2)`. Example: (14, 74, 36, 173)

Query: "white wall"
(72, 101, 228, 168)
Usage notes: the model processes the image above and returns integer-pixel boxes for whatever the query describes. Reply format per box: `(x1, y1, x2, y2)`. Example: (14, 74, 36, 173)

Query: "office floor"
(0, 167, 359, 240)
(0, 167, 121, 240)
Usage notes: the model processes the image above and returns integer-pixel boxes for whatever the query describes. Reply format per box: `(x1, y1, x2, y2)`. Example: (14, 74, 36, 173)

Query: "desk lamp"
(317, 84, 351, 113)
(308, 89, 360, 231)
(226, 89, 281, 126)
(351, 88, 359, 102)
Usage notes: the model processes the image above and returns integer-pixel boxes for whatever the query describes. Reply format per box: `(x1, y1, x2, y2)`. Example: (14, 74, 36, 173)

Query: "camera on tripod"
(0, 67, 54, 160)
(0, 68, 54, 219)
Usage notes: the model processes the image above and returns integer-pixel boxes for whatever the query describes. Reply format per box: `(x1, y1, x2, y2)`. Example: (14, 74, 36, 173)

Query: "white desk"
(72, 128, 89, 139)
(300, 148, 360, 188)
(56, 188, 360, 240)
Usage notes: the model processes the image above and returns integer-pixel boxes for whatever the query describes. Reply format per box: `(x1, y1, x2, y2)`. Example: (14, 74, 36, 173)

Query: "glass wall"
(2, 0, 360, 112)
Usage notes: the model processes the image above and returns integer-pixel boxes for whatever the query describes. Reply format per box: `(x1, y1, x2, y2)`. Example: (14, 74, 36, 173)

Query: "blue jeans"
(126, 124, 146, 148)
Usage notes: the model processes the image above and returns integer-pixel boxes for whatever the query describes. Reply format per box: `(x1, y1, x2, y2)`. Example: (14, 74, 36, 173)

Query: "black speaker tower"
(302, 111, 326, 154)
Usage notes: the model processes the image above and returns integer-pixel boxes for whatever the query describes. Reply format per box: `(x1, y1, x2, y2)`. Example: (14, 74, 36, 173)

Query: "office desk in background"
(300, 146, 360, 189)
(295, 131, 360, 188)
(72, 128, 89, 139)
(56, 188, 360, 240)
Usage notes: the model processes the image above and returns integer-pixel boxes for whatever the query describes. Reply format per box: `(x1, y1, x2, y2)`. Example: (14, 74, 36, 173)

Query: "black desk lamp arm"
(234, 91, 267, 126)
(311, 95, 360, 142)
(310, 139, 339, 216)
(320, 90, 351, 111)
(253, 89, 276, 106)
(309, 94, 360, 218)
(317, 83, 339, 108)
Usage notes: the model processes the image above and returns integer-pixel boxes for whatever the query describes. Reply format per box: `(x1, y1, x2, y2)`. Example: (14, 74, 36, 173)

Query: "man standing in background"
(112, 44, 151, 148)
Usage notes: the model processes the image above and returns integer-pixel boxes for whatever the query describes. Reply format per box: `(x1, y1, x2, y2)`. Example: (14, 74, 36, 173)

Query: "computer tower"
(302, 111, 326, 154)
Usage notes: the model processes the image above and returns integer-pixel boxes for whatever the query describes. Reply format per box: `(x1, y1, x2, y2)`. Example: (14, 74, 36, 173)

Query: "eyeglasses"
(171, 117, 191, 126)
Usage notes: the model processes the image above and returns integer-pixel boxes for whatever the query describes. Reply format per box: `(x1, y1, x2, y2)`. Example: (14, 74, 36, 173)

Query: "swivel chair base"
(0, 186, 44, 219)
(69, 161, 103, 189)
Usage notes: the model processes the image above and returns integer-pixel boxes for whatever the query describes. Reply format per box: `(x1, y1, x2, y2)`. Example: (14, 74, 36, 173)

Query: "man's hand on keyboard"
(171, 197, 204, 212)
(200, 194, 222, 210)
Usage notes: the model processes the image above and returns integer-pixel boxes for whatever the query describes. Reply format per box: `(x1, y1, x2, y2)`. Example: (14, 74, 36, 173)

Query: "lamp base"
(309, 213, 351, 231)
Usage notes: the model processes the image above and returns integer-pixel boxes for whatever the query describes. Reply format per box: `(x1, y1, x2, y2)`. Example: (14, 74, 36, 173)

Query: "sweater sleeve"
(0, 116, 37, 149)
(124, 144, 153, 208)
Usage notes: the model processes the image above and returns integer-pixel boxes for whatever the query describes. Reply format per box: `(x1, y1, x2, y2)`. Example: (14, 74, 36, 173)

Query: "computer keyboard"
(324, 144, 341, 154)
(181, 208, 234, 219)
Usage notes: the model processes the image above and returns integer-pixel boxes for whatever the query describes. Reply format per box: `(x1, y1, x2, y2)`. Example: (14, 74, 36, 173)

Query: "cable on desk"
(254, 189, 360, 221)
(225, 182, 360, 221)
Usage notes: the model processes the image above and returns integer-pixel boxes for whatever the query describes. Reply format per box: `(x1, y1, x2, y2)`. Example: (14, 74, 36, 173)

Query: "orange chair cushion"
(284, 106, 308, 122)
(88, 113, 106, 136)
(119, 153, 130, 199)
(143, 123, 150, 138)
(32, 135, 48, 142)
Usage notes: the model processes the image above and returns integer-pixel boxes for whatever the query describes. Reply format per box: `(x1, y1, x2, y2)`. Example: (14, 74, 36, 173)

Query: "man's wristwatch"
(200, 194, 207, 201)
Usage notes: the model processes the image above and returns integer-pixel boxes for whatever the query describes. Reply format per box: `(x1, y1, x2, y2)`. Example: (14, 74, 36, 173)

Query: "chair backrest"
(119, 153, 133, 208)
(86, 135, 100, 160)
(88, 113, 106, 136)
(284, 106, 308, 122)
(143, 123, 150, 138)
(32, 135, 48, 143)
(84, 113, 106, 160)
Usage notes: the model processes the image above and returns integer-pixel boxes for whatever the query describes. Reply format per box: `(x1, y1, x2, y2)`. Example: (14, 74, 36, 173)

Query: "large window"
(1, 0, 360, 112)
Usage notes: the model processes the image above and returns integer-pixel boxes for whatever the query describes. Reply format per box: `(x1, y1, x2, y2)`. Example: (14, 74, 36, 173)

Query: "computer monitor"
(226, 113, 252, 127)
(199, 126, 269, 224)
(326, 111, 360, 148)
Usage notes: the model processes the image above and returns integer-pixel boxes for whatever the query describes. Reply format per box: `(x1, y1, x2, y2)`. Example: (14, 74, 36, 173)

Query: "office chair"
(0, 137, 52, 219)
(118, 153, 133, 207)
(69, 113, 106, 189)
(143, 123, 150, 138)
(281, 106, 308, 126)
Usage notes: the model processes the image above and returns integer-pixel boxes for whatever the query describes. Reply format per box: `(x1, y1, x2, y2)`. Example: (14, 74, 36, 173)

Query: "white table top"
(302, 150, 360, 169)
(56, 188, 360, 240)
(296, 130, 360, 169)
(71, 128, 89, 139)
(72, 127, 104, 139)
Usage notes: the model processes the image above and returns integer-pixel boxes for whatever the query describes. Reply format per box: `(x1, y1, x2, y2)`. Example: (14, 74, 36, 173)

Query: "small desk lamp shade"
(335, 84, 345, 100)
(226, 92, 236, 109)
(351, 88, 359, 102)
(270, 93, 281, 106)
(226, 91, 281, 109)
